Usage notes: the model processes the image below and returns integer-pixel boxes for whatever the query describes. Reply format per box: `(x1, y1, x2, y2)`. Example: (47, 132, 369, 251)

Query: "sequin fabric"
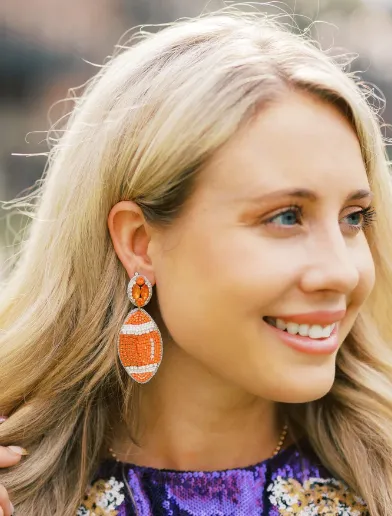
(77, 441, 369, 515)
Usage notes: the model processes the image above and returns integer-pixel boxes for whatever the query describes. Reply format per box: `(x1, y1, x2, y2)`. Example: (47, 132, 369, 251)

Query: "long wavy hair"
(1, 7, 392, 515)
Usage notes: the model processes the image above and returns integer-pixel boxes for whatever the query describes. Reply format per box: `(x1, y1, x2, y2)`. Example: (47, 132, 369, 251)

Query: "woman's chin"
(277, 381, 334, 403)
(274, 372, 335, 403)
(236, 363, 336, 403)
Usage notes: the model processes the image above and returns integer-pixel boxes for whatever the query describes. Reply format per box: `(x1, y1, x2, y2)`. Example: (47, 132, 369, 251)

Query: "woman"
(1, 8, 392, 515)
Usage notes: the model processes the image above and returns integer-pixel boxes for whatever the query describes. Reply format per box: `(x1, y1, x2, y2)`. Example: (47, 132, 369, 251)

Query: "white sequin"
(77, 476, 125, 516)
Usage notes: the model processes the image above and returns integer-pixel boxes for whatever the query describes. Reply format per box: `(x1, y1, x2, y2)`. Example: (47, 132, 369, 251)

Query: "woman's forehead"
(194, 91, 369, 205)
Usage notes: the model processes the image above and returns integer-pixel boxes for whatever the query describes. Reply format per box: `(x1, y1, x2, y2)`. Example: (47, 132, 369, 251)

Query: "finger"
(0, 501, 12, 516)
(0, 416, 27, 468)
(0, 498, 13, 516)
(0, 485, 11, 516)
(0, 446, 27, 468)
(2, 501, 12, 516)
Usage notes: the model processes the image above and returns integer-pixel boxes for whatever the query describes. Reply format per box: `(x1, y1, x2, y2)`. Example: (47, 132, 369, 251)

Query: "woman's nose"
(299, 231, 360, 295)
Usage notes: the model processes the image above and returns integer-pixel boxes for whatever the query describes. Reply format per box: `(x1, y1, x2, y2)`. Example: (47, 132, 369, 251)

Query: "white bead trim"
(125, 364, 159, 374)
(120, 321, 156, 335)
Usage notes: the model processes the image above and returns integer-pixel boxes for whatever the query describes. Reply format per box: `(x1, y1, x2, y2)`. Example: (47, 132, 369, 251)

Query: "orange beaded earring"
(118, 272, 163, 384)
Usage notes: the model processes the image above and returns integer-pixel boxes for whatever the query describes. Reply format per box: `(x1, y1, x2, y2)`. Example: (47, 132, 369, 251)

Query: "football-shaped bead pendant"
(118, 273, 163, 383)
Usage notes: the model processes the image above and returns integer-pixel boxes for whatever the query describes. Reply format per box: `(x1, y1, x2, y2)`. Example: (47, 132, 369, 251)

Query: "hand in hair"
(0, 483, 14, 516)
(0, 416, 26, 516)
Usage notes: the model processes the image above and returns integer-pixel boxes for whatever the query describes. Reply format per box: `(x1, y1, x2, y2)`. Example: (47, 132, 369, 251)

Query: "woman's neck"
(109, 340, 282, 471)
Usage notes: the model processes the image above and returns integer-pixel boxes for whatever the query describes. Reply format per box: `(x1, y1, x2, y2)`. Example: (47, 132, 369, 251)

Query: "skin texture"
(106, 92, 374, 470)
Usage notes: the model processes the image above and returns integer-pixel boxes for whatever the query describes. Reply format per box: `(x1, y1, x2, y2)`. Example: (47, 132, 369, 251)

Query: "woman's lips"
(263, 317, 340, 355)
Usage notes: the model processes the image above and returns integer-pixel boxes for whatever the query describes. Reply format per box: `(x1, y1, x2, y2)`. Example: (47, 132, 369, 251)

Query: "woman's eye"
(266, 207, 302, 226)
(343, 212, 362, 226)
(341, 207, 376, 232)
(261, 206, 375, 232)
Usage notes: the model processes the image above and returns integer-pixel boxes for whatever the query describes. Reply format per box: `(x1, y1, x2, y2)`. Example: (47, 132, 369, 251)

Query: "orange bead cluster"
(131, 275, 150, 307)
(118, 308, 163, 384)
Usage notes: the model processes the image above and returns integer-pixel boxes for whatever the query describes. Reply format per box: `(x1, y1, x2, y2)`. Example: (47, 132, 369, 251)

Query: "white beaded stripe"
(150, 337, 154, 360)
(121, 322, 156, 335)
(125, 364, 159, 374)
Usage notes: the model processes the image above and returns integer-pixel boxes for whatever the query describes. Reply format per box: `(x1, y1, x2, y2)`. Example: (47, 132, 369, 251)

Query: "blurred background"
(1, 0, 392, 272)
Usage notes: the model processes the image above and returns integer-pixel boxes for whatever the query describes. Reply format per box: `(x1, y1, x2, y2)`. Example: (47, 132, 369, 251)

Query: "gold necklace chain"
(109, 423, 288, 463)
(271, 423, 288, 457)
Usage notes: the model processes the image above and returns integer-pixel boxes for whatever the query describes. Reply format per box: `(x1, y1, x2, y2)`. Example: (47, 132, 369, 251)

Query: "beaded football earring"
(118, 272, 163, 384)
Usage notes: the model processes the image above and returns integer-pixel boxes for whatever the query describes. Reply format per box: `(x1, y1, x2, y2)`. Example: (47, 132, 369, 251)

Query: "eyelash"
(264, 205, 376, 233)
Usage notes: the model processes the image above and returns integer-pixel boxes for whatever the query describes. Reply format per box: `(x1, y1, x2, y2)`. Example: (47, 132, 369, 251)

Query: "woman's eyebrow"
(346, 189, 373, 202)
(245, 188, 373, 204)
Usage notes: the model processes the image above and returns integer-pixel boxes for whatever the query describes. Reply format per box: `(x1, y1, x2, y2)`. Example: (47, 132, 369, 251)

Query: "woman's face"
(149, 91, 375, 402)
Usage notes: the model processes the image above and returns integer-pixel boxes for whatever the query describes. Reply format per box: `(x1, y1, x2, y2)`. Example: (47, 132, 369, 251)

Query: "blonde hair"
(1, 7, 392, 515)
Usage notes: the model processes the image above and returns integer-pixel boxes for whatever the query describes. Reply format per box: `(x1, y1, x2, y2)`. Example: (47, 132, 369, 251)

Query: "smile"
(264, 317, 336, 340)
(261, 310, 345, 355)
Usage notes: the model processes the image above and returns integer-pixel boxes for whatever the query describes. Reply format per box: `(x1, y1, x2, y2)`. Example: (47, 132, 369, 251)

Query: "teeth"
(308, 325, 324, 339)
(268, 319, 336, 339)
(286, 322, 299, 335)
(298, 324, 309, 336)
(322, 325, 333, 338)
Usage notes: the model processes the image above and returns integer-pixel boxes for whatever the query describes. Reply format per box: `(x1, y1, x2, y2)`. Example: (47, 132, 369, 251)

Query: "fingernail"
(7, 446, 29, 456)
(0, 415, 8, 423)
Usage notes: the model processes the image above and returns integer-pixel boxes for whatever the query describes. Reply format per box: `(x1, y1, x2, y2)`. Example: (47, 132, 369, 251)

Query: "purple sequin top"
(77, 440, 369, 515)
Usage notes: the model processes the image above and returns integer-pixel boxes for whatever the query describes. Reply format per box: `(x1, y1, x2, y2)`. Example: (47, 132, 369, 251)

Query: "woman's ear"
(108, 201, 155, 284)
